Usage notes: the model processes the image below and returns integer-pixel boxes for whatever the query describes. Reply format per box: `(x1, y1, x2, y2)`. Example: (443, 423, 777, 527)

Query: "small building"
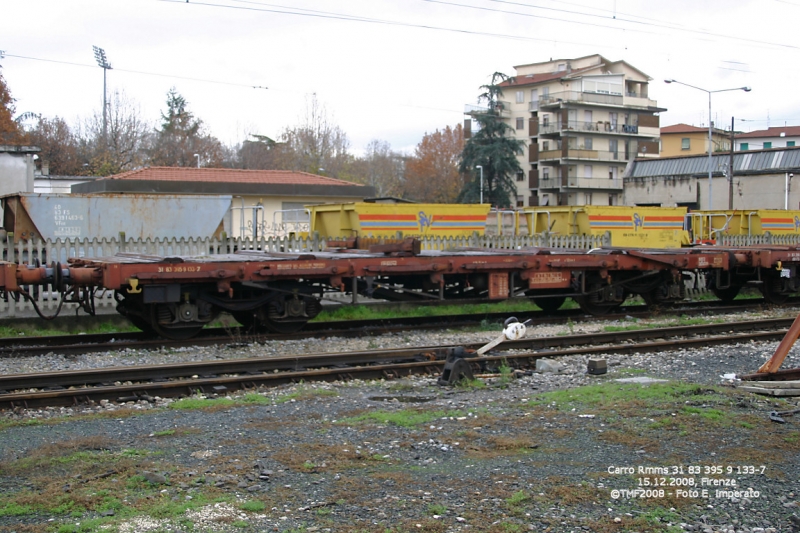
(72, 166, 376, 238)
(736, 126, 800, 151)
(660, 123, 731, 157)
(623, 146, 800, 210)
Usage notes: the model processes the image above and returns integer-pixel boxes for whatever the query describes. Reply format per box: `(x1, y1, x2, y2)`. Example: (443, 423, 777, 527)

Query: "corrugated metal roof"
(629, 148, 800, 178)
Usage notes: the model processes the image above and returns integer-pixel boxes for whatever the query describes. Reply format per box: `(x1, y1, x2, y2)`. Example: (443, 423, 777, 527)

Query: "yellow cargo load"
(307, 202, 492, 238)
(520, 205, 690, 248)
(688, 209, 800, 242)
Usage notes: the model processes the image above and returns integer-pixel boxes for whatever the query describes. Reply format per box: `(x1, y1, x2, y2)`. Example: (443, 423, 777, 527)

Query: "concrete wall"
(624, 173, 798, 210)
(0, 149, 36, 196)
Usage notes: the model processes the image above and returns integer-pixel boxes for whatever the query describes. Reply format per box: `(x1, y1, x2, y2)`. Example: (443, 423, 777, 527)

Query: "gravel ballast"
(1, 308, 800, 533)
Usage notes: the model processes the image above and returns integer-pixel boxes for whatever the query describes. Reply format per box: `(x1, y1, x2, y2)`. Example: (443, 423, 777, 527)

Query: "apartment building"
(467, 55, 663, 207)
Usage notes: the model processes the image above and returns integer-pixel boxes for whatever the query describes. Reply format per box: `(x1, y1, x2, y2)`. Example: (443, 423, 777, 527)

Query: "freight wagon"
(518, 205, 691, 248)
(688, 209, 800, 243)
(303, 202, 492, 239)
(3, 237, 800, 339)
(0, 193, 232, 241)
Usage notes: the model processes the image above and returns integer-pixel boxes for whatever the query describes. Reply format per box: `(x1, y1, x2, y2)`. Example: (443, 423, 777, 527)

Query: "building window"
(542, 168, 550, 180)
(516, 117, 524, 130)
(516, 195, 524, 207)
(740, 142, 749, 150)
(584, 165, 593, 178)
(584, 138, 593, 150)
(681, 138, 691, 150)
(542, 141, 550, 151)
(515, 91, 524, 103)
(516, 170, 524, 182)
(788, 141, 796, 147)
(585, 192, 592, 204)
(542, 114, 549, 127)
(764, 141, 772, 149)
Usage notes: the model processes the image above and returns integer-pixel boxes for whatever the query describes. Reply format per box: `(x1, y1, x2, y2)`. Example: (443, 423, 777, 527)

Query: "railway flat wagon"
(519, 205, 690, 248)
(307, 202, 491, 238)
(0, 193, 232, 241)
(689, 209, 800, 242)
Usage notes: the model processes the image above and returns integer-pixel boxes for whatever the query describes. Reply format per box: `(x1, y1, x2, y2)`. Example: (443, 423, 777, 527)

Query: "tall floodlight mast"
(92, 46, 112, 144)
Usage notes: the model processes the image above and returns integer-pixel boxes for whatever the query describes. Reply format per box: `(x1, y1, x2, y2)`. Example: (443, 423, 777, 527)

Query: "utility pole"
(92, 46, 112, 145)
(729, 116, 735, 209)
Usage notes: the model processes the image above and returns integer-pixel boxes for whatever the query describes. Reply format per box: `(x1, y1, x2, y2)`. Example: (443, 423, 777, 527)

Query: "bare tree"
(79, 90, 151, 175)
(360, 139, 404, 197)
(279, 94, 350, 177)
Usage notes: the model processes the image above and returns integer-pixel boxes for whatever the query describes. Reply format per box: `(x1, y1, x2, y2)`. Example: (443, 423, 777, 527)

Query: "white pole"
(476, 165, 484, 204)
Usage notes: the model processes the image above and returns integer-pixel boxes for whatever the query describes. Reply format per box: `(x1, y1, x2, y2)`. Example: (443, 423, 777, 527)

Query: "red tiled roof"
(102, 167, 359, 186)
(736, 126, 800, 138)
(661, 123, 707, 134)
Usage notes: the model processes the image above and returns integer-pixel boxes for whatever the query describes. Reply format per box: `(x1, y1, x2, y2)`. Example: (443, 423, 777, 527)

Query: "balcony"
(538, 148, 626, 162)
(537, 177, 560, 190)
(463, 100, 511, 118)
(564, 177, 623, 191)
(539, 90, 659, 110)
(538, 121, 653, 137)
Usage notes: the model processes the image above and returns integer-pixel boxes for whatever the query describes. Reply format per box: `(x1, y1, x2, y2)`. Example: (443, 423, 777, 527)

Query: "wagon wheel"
(531, 294, 567, 313)
(126, 314, 158, 336)
(760, 277, 790, 305)
(148, 303, 206, 340)
(576, 282, 627, 316)
(260, 294, 321, 334)
(711, 284, 741, 303)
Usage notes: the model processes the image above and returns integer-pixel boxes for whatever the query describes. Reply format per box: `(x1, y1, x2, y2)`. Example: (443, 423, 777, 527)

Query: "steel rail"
(0, 299, 785, 358)
(0, 318, 791, 409)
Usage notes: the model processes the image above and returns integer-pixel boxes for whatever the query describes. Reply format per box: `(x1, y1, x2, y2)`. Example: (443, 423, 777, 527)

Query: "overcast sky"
(2, 0, 797, 156)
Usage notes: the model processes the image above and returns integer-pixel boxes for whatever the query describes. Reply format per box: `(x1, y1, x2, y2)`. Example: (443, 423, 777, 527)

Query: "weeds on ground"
(340, 408, 468, 427)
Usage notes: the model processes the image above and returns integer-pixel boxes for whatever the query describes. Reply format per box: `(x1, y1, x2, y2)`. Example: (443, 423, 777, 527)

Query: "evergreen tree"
(458, 72, 524, 207)
(149, 88, 223, 167)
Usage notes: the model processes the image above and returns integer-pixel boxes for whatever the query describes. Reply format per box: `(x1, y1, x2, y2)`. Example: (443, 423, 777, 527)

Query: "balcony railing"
(538, 121, 644, 135)
(534, 176, 623, 191)
(564, 177, 623, 190)
(463, 100, 511, 118)
(539, 90, 658, 109)
(538, 148, 626, 162)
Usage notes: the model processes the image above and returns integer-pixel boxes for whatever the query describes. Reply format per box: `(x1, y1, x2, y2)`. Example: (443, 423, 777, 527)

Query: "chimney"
(41, 162, 50, 176)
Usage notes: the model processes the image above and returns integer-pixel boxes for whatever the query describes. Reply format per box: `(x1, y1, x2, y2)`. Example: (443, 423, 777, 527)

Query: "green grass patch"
(341, 408, 467, 427)
(0, 501, 34, 517)
(427, 503, 447, 515)
(312, 298, 539, 323)
(169, 392, 270, 410)
(527, 381, 728, 412)
(240, 500, 267, 512)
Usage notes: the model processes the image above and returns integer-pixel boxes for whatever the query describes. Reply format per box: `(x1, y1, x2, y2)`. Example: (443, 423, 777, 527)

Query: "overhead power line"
(3, 53, 269, 90)
(162, 0, 626, 50)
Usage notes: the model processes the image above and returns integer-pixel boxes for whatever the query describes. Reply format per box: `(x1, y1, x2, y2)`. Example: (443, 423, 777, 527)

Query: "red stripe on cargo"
(589, 216, 631, 221)
(359, 214, 417, 221)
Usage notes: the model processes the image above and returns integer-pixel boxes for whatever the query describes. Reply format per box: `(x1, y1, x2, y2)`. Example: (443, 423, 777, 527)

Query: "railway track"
(0, 298, 790, 358)
(0, 317, 792, 410)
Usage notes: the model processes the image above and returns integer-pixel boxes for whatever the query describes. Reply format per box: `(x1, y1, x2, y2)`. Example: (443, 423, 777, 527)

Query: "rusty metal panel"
(488, 272, 509, 299)
(1, 193, 231, 241)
